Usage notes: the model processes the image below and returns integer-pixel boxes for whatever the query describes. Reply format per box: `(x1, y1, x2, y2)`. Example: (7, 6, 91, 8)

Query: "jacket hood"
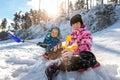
(49, 27, 60, 38)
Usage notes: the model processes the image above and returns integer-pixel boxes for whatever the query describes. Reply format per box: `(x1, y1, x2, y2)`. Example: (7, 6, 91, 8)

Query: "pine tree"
(25, 12, 32, 28)
(74, 0, 84, 10)
(14, 22, 20, 30)
(29, 9, 35, 25)
(0, 18, 7, 31)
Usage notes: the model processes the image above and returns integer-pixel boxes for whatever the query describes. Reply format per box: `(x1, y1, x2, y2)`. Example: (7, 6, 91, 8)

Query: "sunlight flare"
(27, 0, 59, 17)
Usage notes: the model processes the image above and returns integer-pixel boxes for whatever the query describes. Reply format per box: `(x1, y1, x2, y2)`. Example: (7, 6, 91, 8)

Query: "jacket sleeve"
(41, 36, 50, 48)
(37, 36, 50, 48)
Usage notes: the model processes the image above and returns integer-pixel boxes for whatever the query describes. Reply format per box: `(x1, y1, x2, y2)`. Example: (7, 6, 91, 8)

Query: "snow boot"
(42, 53, 50, 60)
(45, 58, 62, 80)
(45, 63, 60, 80)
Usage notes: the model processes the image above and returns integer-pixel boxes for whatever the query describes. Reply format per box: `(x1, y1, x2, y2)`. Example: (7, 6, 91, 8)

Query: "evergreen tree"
(29, 9, 35, 25)
(22, 12, 32, 29)
(14, 22, 20, 30)
(13, 11, 22, 30)
(74, 0, 84, 10)
(13, 11, 21, 22)
(0, 18, 7, 31)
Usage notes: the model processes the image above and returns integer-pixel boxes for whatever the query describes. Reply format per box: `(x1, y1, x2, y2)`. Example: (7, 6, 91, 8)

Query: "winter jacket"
(68, 24, 92, 55)
(37, 27, 61, 53)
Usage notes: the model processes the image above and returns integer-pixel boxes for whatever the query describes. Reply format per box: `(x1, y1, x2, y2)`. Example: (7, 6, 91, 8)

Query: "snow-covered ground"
(0, 18, 120, 80)
(92, 20, 120, 80)
(1, 5, 120, 80)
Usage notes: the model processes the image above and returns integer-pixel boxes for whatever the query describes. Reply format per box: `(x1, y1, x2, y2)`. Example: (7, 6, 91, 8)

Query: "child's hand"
(37, 42, 49, 47)
(36, 42, 42, 46)
(50, 44, 61, 52)
(61, 49, 73, 60)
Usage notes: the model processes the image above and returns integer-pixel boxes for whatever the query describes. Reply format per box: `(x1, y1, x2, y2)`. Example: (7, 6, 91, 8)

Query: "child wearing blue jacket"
(37, 27, 62, 56)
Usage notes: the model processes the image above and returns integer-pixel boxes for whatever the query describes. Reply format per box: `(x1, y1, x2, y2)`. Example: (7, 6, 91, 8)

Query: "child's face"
(72, 22, 81, 30)
(51, 29, 59, 38)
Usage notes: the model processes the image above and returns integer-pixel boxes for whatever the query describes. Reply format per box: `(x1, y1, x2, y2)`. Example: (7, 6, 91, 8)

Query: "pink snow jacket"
(68, 24, 92, 55)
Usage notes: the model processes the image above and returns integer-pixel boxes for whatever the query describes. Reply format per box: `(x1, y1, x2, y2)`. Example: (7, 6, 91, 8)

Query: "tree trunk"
(86, 0, 89, 10)
(68, 0, 69, 15)
(101, 0, 103, 4)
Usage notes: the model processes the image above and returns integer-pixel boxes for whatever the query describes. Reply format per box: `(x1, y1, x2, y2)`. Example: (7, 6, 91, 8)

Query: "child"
(69, 14, 92, 54)
(37, 27, 62, 57)
(45, 14, 100, 80)
(62, 14, 100, 70)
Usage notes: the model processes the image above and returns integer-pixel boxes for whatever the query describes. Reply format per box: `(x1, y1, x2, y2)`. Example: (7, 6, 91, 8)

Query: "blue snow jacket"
(37, 27, 62, 53)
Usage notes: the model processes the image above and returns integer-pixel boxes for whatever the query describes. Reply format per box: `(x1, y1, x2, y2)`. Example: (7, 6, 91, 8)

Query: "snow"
(0, 19, 120, 80)
(0, 4, 120, 80)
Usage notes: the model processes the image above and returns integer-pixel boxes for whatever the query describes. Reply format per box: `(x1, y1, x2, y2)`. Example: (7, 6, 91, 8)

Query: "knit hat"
(70, 14, 83, 26)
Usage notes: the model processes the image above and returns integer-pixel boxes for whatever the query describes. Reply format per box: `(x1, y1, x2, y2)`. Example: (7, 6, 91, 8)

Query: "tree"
(108, 0, 119, 4)
(69, 1, 74, 13)
(74, 1, 80, 10)
(115, 0, 118, 4)
(68, 0, 69, 15)
(13, 11, 23, 30)
(29, 9, 36, 25)
(22, 12, 32, 29)
(13, 11, 21, 22)
(86, 0, 89, 10)
(74, 0, 84, 10)
(14, 22, 20, 30)
(59, 2, 65, 16)
(101, 0, 103, 4)
(0, 18, 7, 31)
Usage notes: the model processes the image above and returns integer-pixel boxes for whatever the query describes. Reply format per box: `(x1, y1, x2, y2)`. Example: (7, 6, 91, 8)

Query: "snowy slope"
(0, 19, 120, 80)
(92, 20, 120, 80)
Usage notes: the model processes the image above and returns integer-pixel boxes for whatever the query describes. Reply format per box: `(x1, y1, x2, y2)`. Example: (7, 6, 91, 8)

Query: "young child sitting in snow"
(61, 14, 100, 70)
(37, 26, 62, 58)
(45, 14, 100, 80)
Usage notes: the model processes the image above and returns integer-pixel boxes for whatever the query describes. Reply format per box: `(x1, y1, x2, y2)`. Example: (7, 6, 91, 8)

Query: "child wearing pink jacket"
(69, 14, 92, 55)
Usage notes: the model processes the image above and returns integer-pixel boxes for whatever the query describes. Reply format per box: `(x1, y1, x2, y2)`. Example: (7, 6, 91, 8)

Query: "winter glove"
(37, 42, 49, 48)
(50, 43, 61, 52)
(53, 43, 61, 52)
(36, 42, 42, 46)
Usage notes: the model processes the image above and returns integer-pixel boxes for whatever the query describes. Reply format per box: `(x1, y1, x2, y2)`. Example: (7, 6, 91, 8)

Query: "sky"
(0, 0, 109, 21)
(0, 0, 75, 21)
(0, 0, 30, 20)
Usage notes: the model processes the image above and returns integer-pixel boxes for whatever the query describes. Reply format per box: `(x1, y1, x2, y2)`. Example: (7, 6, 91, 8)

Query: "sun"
(41, 1, 58, 17)
(28, 0, 59, 18)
